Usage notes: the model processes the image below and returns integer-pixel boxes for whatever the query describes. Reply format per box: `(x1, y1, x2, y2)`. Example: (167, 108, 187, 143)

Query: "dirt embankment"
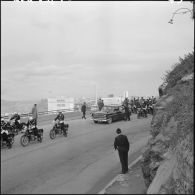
(140, 52, 194, 194)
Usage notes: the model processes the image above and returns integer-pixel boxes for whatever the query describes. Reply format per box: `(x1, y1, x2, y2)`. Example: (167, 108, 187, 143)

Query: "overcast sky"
(1, 1, 194, 101)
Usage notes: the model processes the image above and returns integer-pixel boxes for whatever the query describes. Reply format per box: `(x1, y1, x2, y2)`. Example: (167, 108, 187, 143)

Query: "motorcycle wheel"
(63, 130, 67, 137)
(16, 129, 19, 135)
(20, 135, 29, 147)
(50, 130, 56, 139)
(0, 138, 3, 149)
(10, 136, 14, 145)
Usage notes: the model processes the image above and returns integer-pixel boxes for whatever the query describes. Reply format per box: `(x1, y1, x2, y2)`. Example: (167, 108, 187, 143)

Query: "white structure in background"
(47, 97, 74, 112)
(124, 91, 128, 98)
(101, 97, 123, 106)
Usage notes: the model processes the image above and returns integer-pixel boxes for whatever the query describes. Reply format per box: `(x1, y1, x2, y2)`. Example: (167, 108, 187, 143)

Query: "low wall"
(20, 111, 92, 125)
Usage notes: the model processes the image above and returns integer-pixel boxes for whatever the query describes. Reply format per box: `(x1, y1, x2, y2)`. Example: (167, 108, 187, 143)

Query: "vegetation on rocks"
(141, 51, 194, 194)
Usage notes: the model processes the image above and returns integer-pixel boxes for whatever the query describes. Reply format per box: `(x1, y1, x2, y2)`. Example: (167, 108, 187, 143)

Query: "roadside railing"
(1, 108, 77, 119)
(1, 106, 98, 120)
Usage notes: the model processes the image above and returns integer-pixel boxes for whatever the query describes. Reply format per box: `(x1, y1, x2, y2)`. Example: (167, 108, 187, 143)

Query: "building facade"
(47, 97, 74, 112)
(101, 97, 123, 105)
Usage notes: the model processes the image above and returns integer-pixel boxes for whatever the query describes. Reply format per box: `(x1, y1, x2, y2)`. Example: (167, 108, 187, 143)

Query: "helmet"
(29, 116, 33, 120)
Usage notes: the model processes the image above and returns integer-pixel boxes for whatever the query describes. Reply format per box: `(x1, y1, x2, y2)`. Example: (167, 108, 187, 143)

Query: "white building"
(124, 91, 129, 98)
(47, 97, 74, 112)
(101, 97, 123, 105)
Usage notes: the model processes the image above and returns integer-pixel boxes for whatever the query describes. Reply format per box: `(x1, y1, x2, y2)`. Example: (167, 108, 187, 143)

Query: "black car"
(91, 105, 126, 124)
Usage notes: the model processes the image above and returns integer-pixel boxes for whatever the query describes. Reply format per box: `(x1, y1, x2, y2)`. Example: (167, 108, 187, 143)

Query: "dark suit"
(81, 104, 87, 119)
(114, 134, 130, 173)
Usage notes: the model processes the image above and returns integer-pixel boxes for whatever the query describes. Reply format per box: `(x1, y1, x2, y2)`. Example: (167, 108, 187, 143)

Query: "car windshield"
(101, 106, 118, 113)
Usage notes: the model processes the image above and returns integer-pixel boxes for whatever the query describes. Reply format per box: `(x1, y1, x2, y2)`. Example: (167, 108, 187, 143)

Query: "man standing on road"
(123, 98, 131, 121)
(31, 104, 38, 127)
(81, 102, 87, 119)
(114, 128, 130, 174)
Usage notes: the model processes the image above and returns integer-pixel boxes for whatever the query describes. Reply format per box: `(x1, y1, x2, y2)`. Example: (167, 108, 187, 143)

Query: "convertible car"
(91, 105, 126, 124)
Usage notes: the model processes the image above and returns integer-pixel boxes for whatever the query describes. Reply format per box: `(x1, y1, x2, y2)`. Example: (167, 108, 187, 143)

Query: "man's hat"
(116, 128, 121, 134)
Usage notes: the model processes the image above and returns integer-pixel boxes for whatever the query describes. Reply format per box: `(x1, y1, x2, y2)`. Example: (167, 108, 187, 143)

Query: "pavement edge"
(98, 155, 143, 194)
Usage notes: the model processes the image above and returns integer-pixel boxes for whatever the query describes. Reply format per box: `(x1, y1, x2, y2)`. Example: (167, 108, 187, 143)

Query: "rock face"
(140, 54, 194, 194)
(141, 92, 194, 194)
(140, 97, 178, 189)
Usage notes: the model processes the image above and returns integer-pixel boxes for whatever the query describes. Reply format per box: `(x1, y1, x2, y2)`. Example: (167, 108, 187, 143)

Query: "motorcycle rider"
(1, 118, 12, 148)
(27, 116, 40, 139)
(10, 112, 21, 130)
(142, 101, 148, 117)
(54, 111, 67, 135)
(1, 117, 6, 128)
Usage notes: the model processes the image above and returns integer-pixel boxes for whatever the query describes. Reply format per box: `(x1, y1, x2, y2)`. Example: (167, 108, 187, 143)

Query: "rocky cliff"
(140, 52, 194, 194)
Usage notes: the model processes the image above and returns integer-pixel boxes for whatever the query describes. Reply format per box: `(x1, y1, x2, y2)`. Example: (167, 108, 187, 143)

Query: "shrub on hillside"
(163, 52, 194, 92)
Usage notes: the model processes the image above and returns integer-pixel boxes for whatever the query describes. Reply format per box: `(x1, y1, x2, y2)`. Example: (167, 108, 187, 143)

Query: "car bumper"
(91, 118, 108, 122)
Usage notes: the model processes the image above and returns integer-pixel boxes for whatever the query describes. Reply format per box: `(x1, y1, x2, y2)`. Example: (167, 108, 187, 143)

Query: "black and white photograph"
(1, 0, 194, 194)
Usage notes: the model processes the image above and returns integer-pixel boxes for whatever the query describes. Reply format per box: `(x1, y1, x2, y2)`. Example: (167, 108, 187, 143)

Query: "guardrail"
(1, 108, 77, 119)
(1, 106, 98, 120)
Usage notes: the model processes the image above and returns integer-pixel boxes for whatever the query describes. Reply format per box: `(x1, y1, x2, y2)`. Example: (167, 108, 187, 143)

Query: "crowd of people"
(126, 96, 156, 111)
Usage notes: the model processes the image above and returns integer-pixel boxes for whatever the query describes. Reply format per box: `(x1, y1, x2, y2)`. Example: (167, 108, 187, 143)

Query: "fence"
(1, 105, 99, 120)
(1, 108, 77, 119)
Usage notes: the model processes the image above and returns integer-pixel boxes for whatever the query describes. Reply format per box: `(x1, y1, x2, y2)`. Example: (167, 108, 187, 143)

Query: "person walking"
(81, 102, 87, 119)
(114, 128, 130, 174)
(97, 98, 103, 111)
(31, 104, 38, 127)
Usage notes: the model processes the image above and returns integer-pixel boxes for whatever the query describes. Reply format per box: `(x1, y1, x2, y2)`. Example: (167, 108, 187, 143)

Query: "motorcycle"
(9, 120, 27, 136)
(49, 120, 69, 139)
(147, 105, 154, 115)
(132, 105, 137, 114)
(20, 125, 44, 147)
(137, 107, 147, 119)
(1, 130, 15, 149)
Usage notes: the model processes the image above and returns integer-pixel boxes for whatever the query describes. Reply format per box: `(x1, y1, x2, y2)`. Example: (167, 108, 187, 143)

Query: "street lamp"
(168, 7, 193, 24)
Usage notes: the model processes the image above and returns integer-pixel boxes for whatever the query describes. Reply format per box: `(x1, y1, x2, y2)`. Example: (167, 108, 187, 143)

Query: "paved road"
(1, 114, 152, 194)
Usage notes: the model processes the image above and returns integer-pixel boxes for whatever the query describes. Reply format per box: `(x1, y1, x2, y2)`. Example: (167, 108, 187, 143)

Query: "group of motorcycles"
(1, 118, 69, 149)
(130, 104, 154, 119)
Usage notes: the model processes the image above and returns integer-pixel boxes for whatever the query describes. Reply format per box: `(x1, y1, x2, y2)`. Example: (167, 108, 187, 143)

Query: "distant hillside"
(1, 99, 48, 114)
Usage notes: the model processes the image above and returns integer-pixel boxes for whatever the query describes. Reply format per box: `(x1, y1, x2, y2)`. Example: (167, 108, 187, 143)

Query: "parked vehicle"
(49, 119, 69, 139)
(20, 126, 43, 147)
(91, 105, 126, 124)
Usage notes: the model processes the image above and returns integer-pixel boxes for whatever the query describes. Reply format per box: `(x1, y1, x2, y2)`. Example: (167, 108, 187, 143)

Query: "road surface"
(1, 114, 152, 194)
